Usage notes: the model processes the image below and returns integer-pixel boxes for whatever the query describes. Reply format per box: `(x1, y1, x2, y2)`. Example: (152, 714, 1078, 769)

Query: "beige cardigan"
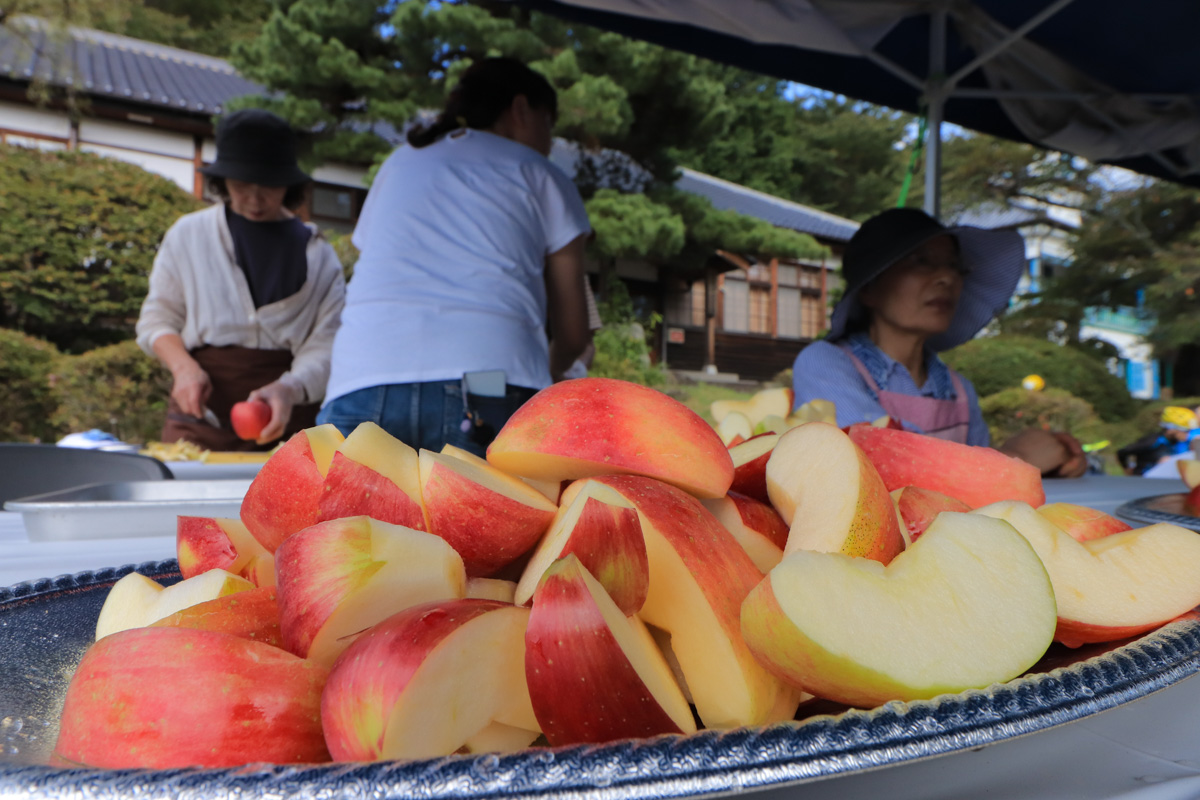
(136, 204, 346, 404)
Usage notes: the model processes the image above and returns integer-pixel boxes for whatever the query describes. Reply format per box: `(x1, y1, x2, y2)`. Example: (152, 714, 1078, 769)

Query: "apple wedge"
(1178, 459, 1200, 489)
(487, 377, 734, 499)
(974, 501, 1200, 647)
(717, 411, 753, 447)
(419, 448, 558, 576)
(703, 491, 789, 573)
(56, 627, 329, 768)
(241, 424, 345, 552)
(590, 474, 789, 729)
(466, 577, 518, 603)
(846, 423, 1044, 509)
(442, 443, 562, 503)
(787, 398, 838, 426)
(321, 599, 538, 760)
(177, 515, 275, 587)
(514, 479, 647, 613)
(149, 585, 283, 648)
(711, 386, 794, 429)
(1036, 502, 1131, 542)
(318, 421, 426, 530)
(525, 555, 695, 746)
(766, 422, 904, 563)
(95, 568, 255, 640)
(891, 486, 971, 545)
(275, 516, 466, 666)
(728, 433, 779, 505)
(741, 511, 1057, 708)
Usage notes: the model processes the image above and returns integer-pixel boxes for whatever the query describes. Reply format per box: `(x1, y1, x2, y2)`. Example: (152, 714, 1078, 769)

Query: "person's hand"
(998, 428, 1087, 479)
(170, 362, 212, 420)
(247, 381, 301, 445)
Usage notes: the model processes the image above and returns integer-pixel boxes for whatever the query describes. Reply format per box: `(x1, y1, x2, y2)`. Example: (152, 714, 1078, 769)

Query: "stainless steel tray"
(4, 480, 252, 541)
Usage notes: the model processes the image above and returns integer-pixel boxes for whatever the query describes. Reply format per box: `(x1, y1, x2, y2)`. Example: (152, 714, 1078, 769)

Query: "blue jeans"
(317, 380, 538, 458)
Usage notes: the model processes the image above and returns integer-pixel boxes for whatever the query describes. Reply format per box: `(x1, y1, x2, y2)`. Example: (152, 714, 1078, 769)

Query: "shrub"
(0, 329, 62, 442)
(50, 340, 173, 446)
(0, 144, 204, 352)
(943, 335, 1135, 422)
(589, 274, 667, 387)
(980, 387, 1107, 446)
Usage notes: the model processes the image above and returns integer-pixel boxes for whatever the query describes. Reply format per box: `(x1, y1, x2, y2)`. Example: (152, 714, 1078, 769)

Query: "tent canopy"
(512, 0, 1200, 217)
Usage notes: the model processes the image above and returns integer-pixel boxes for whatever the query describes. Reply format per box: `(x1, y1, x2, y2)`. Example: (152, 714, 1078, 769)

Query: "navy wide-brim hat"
(199, 109, 310, 187)
(829, 207, 1026, 352)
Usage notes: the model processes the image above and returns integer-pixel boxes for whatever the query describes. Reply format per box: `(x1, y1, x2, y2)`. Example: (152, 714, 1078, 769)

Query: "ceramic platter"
(3, 560, 1200, 800)
(1114, 494, 1200, 533)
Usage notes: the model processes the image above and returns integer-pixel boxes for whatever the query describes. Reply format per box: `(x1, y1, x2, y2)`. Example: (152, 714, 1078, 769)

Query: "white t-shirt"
(324, 130, 591, 402)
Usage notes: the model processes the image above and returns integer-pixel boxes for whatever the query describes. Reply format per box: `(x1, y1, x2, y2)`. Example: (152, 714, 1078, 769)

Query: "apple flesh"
(319, 421, 426, 530)
(149, 585, 283, 648)
(231, 399, 272, 441)
(321, 599, 538, 760)
(488, 377, 734, 500)
(974, 501, 1200, 647)
(891, 486, 971, 545)
(441, 443, 562, 503)
(525, 555, 696, 746)
(846, 423, 1045, 509)
(1036, 502, 1132, 542)
(177, 515, 275, 587)
(241, 424, 345, 552)
(703, 491, 789, 573)
(741, 511, 1057, 708)
(55, 627, 330, 768)
(419, 448, 558, 576)
(766, 422, 904, 564)
(1178, 459, 1200, 489)
(466, 577, 518, 603)
(95, 568, 255, 640)
(514, 479, 648, 613)
(274, 516, 466, 666)
(727, 433, 779, 505)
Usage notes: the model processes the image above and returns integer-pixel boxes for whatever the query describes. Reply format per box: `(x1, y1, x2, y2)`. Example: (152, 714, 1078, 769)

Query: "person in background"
(317, 57, 590, 456)
(1118, 406, 1200, 475)
(136, 109, 345, 451)
(792, 207, 1086, 478)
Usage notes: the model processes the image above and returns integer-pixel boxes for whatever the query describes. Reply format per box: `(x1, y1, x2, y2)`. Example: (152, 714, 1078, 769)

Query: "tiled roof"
(0, 17, 262, 115)
(676, 168, 860, 243)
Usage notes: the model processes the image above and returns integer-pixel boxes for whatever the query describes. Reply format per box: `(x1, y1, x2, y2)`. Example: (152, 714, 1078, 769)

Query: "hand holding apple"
(231, 399, 272, 441)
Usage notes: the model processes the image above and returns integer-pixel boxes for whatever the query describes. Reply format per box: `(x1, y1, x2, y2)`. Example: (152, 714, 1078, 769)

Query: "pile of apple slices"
(54, 378, 1200, 771)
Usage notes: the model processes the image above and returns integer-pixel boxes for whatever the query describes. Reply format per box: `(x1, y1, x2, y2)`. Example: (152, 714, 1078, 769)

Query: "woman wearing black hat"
(792, 207, 1085, 477)
(136, 109, 346, 451)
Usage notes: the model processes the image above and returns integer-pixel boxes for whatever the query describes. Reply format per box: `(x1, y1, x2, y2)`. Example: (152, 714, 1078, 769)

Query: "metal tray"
(1114, 494, 1200, 533)
(4, 480, 252, 541)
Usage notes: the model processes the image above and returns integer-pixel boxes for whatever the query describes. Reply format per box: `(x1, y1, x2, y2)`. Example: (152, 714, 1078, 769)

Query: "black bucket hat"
(200, 109, 310, 187)
(829, 207, 1026, 352)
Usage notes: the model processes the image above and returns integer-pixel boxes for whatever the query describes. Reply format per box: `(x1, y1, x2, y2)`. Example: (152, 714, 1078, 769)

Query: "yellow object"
(202, 451, 272, 464)
(1021, 374, 1045, 392)
(1161, 406, 1199, 430)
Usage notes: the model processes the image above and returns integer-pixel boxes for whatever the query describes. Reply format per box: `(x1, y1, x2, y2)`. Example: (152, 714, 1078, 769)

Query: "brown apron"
(162, 345, 320, 451)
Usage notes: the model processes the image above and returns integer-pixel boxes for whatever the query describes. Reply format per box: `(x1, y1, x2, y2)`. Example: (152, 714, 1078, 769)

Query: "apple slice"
(891, 486, 972, 545)
(1178, 459, 1200, 489)
(846, 423, 1044, 509)
(717, 411, 753, 447)
(703, 491, 789, 573)
(514, 479, 647, 613)
(150, 585, 283, 648)
(766, 422, 904, 563)
(95, 569, 255, 640)
(318, 421, 425, 530)
(275, 516, 466, 666)
(488, 377, 734, 500)
(442, 443, 562, 503)
(591, 474, 789, 729)
(56, 627, 329, 768)
(712, 387, 794, 429)
(419, 448, 558, 577)
(741, 512, 1057, 708)
(1036, 502, 1132, 542)
(241, 424, 345, 552)
(974, 501, 1200, 647)
(321, 599, 537, 760)
(461, 722, 541, 754)
(728, 433, 779, 505)
(787, 398, 838, 427)
(466, 577, 518, 603)
(525, 555, 696, 746)
(177, 515, 275, 587)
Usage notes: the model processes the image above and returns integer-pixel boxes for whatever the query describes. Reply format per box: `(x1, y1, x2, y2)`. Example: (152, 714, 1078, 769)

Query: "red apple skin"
(149, 586, 283, 648)
(241, 430, 327, 552)
(231, 399, 272, 441)
(176, 515, 237, 577)
(847, 423, 1045, 509)
(1055, 617, 1170, 649)
(54, 627, 330, 768)
(728, 433, 779, 505)
(893, 486, 972, 542)
(525, 556, 690, 746)
(319, 451, 427, 530)
(321, 599, 508, 761)
(1037, 502, 1132, 542)
(726, 491, 789, 550)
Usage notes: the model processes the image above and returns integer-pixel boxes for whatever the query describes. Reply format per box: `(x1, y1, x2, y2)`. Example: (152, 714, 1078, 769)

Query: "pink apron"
(839, 344, 971, 444)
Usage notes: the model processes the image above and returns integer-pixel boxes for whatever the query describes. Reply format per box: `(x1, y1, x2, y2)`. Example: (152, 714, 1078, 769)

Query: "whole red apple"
(231, 399, 272, 441)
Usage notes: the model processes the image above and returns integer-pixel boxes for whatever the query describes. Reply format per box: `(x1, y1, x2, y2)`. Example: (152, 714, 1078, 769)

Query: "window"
(723, 277, 749, 332)
(311, 186, 357, 221)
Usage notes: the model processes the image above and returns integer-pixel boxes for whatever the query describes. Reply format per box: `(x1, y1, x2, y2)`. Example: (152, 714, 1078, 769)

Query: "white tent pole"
(924, 7, 947, 220)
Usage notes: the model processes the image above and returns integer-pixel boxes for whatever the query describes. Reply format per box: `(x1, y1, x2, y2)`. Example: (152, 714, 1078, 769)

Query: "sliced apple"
(717, 411, 753, 447)
(461, 722, 541, 754)
(891, 486, 972, 545)
(465, 577, 518, 603)
(1036, 502, 1132, 542)
(703, 491, 789, 573)
(274, 516, 466, 666)
(728, 433, 779, 505)
(176, 515, 275, 587)
(1178, 459, 1200, 489)
(786, 398, 838, 427)
(514, 479, 647, 613)
(149, 585, 283, 648)
(974, 501, 1200, 647)
(95, 569, 255, 640)
(318, 421, 426, 530)
(741, 511, 1057, 708)
(321, 599, 537, 760)
(487, 377, 734, 500)
(442, 443, 562, 503)
(419, 448, 558, 576)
